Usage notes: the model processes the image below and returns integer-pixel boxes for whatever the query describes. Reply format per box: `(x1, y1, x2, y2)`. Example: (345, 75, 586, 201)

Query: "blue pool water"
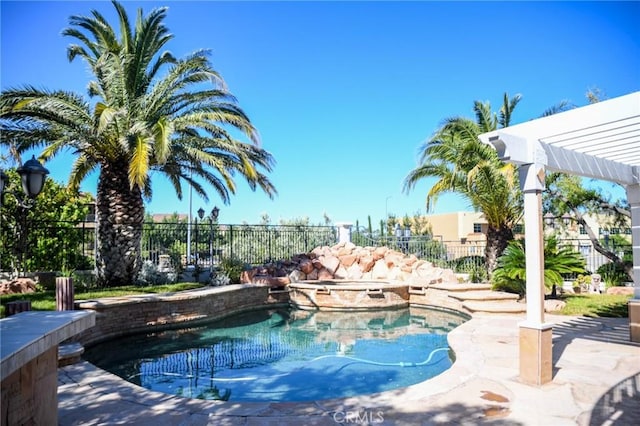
(84, 307, 467, 402)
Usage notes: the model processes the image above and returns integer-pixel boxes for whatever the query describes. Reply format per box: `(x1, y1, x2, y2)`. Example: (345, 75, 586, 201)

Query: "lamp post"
(394, 223, 402, 250)
(0, 155, 50, 276)
(196, 207, 205, 266)
(403, 225, 411, 253)
(0, 156, 50, 207)
(209, 206, 219, 268)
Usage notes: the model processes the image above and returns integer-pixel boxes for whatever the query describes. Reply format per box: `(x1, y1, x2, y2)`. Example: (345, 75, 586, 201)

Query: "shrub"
(492, 237, 586, 297)
(452, 256, 487, 283)
(218, 257, 248, 284)
(596, 262, 632, 288)
(137, 260, 177, 286)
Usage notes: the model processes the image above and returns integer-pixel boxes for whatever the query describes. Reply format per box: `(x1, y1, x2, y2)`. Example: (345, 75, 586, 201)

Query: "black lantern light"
(0, 155, 49, 207)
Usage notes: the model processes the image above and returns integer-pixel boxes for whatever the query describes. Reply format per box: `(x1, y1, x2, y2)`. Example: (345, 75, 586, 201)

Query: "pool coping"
(58, 312, 640, 425)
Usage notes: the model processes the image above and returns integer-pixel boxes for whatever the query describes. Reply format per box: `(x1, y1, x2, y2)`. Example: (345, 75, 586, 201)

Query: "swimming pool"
(83, 306, 467, 402)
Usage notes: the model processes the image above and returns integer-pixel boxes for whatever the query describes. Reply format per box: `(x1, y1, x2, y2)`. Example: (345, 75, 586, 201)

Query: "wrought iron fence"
(350, 230, 632, 282)
(0, 220, 96, 273)
(351, 230, 488, 281)
(1, 219, 631, 284)
(1, 221, 337, 272)
(143, 222, 337, 268)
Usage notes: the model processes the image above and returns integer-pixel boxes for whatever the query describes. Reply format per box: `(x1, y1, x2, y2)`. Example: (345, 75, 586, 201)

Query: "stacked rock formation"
(240, 242, 458, 287)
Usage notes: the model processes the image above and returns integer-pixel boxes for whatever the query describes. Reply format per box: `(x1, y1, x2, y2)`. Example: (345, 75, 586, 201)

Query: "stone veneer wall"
(241, 242, 459, 286)
(1, 347, 58, 426)
(74, 284, 286, 347)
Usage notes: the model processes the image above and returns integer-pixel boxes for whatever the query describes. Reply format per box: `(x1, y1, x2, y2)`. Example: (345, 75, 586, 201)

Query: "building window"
(579, 226, 587, 235)
(578, 245, 591, 256)
(473, 223, 482, 233)
(513, 224, 523, 234)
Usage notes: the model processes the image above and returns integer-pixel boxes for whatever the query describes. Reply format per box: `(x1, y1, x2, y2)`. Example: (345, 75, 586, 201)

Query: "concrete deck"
(58, 313, 640, 425)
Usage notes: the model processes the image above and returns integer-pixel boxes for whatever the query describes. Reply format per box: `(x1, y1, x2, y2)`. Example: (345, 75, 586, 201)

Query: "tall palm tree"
(0, 1, 276, 286)
(403, 93, 522, 274)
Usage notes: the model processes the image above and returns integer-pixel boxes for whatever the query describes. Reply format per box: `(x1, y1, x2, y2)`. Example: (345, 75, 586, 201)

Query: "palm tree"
(403, 93, 523, 274)
(492, 237, 586, 298)
(0, 1, 276, 286)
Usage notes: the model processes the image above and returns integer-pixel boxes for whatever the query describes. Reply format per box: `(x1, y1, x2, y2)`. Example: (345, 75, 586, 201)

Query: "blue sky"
(1, 1, 639, 226)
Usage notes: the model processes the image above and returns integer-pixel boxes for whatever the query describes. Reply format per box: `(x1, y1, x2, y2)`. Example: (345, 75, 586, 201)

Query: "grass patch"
(553, 293, 632, 318)
(0, 282, 203, 317)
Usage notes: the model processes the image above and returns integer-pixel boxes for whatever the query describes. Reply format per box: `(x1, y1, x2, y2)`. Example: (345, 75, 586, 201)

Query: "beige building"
(424, 210, 630, 269)
(422, 211, 492, 259)
(424, 211, 488, 244)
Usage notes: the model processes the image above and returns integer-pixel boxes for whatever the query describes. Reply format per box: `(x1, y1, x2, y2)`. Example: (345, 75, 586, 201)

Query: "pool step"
(448, 291, 519, 302)
(420, 283, 525, 315)
(430, 283, 492, 292)
(462, 300, 526, 314)
(58, 342, 85, 367)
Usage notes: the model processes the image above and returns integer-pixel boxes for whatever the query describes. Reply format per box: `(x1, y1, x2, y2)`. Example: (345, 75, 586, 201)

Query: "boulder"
(358, 255, 375, 273)
(0, 278, 37, 295)
(339, 254, 357, 267)
(322, 254, 341, 274)
(371, 259, 389, 279)
(544, 299, 566, 312)
(299, 260, 314, 274)
(606, 286, 634, 295)
(318, 267, 334, 280)
(346, 263, 363, 280)
(373, 247, 388, 260)
(334, 265, 349, 279)
(288, 270, 306, 283)
(306, 269, 319, 280)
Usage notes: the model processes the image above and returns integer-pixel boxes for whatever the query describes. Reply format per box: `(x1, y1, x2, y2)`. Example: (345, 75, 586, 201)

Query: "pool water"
(84, 307, 467, 402)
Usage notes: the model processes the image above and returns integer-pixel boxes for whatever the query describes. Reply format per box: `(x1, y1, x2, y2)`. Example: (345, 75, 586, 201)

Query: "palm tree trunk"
(95, 160, 144, 287)
(485, 224, 514, 276)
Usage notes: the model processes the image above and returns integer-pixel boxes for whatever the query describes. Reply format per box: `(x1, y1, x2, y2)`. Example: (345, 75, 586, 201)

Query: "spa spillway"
(288, 280, 409, 310)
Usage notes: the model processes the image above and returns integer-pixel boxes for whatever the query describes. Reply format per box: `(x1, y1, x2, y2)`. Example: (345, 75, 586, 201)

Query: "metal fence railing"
(1, 219, 631, 282)
(1, 221, 338, 273)
(351, 230, 633, 283)
(351, 231, 488, 281)
(170, 223, 337, 267)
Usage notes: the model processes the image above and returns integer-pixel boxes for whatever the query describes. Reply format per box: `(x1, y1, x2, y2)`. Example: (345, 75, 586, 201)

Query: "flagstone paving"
(58, 313, 640, 425)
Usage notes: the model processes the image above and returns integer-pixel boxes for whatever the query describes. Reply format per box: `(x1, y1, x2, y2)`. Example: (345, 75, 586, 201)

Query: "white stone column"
(518, 163, 553, 385)
(335, 222, 353, 244)
(626, 184, 640, 342)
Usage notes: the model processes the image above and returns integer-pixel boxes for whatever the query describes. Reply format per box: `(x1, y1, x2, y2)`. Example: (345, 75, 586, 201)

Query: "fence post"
(335, 222, 353, 244)
(56, 276, 75, 311)
(229, 225, 233, 260)
(5, 300, 32, 316)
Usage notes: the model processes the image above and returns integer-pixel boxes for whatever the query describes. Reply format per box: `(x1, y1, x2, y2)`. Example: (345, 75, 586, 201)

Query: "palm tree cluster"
(403, 94, 524, 274)
(492, 237, 586, 298)
(1, 1, 276, 286)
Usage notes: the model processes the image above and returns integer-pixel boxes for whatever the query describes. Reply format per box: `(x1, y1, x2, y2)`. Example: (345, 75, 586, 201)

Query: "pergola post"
(518, 163, 553, 385)
(627, 184, 640, 342)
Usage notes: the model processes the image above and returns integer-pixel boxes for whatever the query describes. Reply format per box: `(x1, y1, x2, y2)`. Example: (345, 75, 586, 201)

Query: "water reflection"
(84, 306, 467, 402)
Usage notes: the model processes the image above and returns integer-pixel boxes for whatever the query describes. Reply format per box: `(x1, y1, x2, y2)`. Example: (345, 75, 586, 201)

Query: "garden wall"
(74, 284, 288, 347)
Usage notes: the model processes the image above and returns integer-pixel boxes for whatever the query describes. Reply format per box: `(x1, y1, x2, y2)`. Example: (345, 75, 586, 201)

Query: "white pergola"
(479, 91, 640, 385)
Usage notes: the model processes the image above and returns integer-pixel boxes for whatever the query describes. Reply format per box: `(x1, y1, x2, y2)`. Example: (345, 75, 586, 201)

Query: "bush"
(218, 257, 248, 284)
(137, 260, 177, 286)
(596, 262, 632, 287)
(451, 256, 487, 283)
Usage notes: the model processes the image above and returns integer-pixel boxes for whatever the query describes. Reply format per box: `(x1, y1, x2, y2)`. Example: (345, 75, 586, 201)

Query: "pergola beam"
(479, 91, 640, 386)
